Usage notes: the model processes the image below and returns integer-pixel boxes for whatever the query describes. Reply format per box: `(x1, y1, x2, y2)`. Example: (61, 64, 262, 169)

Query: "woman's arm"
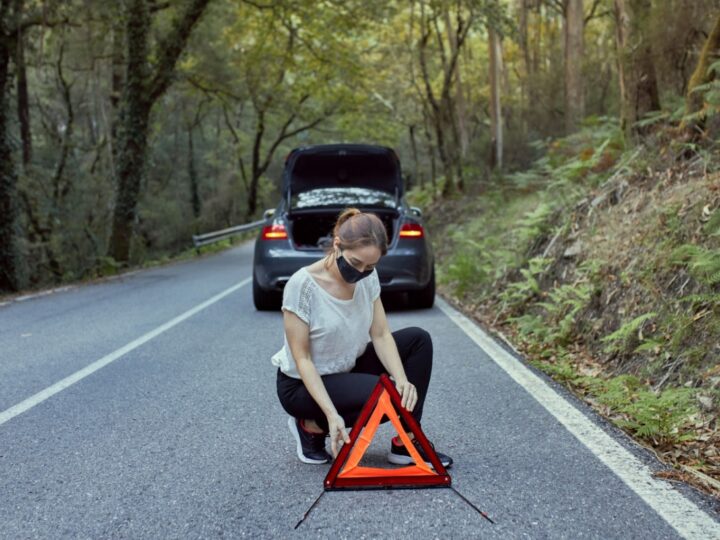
(283, 310, 350, 456)
(368, 298, 418, 412)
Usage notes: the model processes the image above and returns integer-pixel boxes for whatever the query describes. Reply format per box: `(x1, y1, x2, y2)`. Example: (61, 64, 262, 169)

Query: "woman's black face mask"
(336, 252, 373, 283)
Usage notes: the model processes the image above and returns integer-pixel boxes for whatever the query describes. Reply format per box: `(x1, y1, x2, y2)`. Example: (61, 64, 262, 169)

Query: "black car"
(252, 144, 435, 310)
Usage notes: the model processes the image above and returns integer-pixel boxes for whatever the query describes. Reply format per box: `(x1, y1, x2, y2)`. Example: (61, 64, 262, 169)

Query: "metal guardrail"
(192, 218, 266, 247)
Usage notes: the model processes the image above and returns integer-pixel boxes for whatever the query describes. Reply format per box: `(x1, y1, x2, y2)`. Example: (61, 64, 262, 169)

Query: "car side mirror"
(410, 206, 422, 217)
(263, 208, 276, 220)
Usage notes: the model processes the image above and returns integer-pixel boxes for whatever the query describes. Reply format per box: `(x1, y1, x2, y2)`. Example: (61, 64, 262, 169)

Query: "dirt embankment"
(427, 146, 720, 499)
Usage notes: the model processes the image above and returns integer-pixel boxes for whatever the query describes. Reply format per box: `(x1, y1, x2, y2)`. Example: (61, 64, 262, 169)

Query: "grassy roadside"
(412, 117, 720, 499)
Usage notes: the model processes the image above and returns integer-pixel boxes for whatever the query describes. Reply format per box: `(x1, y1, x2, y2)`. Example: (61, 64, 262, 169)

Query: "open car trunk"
(284, 145, 403, 203)
(288, 209, 399, 250)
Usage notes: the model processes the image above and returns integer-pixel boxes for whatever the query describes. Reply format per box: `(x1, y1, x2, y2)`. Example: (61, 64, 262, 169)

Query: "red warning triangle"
(324, 374, 451, 490)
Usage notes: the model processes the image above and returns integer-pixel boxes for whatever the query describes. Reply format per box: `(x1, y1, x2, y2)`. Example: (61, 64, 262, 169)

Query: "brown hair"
(324, 208, 388, 267)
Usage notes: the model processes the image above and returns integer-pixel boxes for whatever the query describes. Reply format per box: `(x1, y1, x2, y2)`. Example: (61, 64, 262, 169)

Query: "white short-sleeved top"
(271, 266, 381, 378)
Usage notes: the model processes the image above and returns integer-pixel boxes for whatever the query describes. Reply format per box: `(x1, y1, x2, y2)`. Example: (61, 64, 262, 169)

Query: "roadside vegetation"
(415, 115, 720, 497)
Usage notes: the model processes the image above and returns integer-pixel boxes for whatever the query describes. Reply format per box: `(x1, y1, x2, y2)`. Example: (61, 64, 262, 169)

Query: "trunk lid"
(283, 144, 403, 206)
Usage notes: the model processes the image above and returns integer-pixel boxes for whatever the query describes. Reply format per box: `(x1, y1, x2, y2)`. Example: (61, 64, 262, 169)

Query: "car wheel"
(409, 268, 435, 309)
(253, 272, 282, 311)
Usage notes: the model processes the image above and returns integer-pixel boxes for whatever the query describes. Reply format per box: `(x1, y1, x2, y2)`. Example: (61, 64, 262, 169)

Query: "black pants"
(276, 326, 433, 432)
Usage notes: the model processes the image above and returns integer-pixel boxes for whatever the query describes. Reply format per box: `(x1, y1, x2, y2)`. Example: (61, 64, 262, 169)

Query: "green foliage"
(703, 208, 720, 237)
(530, 357, 578, 383)
(684, 60, 720, 123)
(601, 312, 657, 354)
(441, 246, 490, 297)
(512, 313, 550, 343)
(499, 256, 550, 308)
(515, 203, 556, 246)
(511, 281, 593, 347)
(537, 282, 594, 344)
(671, 244, 720, 286)
(632, 391, 696, 441)
(94, 256, 122, 277)
(680, 292, 720, 309)
(406, 183, 438, 208)
(581, 375, 698, 444)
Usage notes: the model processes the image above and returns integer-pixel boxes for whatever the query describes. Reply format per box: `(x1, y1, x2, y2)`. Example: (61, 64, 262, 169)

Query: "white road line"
(436, 297, 720, 540)
(0, 277, 251, 427)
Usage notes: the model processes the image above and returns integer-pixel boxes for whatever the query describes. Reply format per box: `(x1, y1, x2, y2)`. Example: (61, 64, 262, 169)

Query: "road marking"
(0, 277, 251, 427)
(436, 297, 720, 540)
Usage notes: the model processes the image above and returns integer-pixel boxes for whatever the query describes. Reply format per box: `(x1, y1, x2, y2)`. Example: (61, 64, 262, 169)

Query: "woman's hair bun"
(331, 207, 388, 256)
(334, 208, 361, 232)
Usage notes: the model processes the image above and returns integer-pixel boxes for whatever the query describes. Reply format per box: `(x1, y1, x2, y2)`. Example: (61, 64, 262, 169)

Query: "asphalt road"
(1, 242, 718, 539)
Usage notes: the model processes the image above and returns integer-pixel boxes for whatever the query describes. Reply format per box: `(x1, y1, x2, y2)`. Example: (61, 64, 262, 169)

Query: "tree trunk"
(517, 0, 530, 134)
(614, 0, 660, 141)
(15, 26, 30, 166)
(108, 0, 211, 263)
(564, 0, 584, 133)
(443, 7, 468, 157)
(53, 39, 73, 206)
(614, 0, 630, 137)
(408, 124, 420, 188)
(0, 31, 21, 291)
(421, 107, 437, 195)
(247, 110, 264, 219)
(188, 127, 200, 218)
(682, 13, 720, 135)
(0, 0, 24, 292)
(488, 25, 503, 170)
(109, 12, 124, 169)
(108, 0, 151, 263)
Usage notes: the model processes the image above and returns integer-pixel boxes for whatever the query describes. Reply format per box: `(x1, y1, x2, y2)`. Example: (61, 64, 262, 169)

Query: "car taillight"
(399, 223, 424, 238)
(261, 224, 288, 240)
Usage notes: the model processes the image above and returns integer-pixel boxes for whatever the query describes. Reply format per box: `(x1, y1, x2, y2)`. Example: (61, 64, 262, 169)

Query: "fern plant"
(499, 257, 551, 309)
(536, 282, 594, 344)
(601, 312, 657, 354)
(582, 374, 697, 444)
(515, 203, 555, 248)
(671, 244, 720, 286)
(619, 387, 697, 443)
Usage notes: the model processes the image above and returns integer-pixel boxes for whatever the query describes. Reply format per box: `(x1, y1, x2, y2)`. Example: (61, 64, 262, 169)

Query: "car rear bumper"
(253, 242, 433, 292)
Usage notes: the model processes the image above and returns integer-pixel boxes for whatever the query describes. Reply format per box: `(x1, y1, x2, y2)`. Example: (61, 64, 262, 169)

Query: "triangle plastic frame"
(324, 374, 451, 490)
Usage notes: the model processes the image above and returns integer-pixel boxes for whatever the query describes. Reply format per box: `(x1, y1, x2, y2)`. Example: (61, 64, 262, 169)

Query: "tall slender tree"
(488, 24, 503, 170)
(0, 0, 68, 291)
(108, 0, 211, 263)
(0, 0, 21, 291)
(564, 0, 584, 133)
(682, 12, 720, 137)
(614, 0, 660, 141)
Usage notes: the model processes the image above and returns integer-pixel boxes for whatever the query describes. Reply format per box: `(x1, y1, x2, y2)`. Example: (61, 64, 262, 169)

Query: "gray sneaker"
(288, 417, 332, 464)
(387, 437, 453, 469)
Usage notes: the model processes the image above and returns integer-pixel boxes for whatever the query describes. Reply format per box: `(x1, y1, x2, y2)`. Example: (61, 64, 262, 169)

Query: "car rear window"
(291, 187, 397, 209)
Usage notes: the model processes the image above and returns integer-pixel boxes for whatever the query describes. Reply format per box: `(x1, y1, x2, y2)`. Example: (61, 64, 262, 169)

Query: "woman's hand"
(395, 379, 417, 412)
(327, 413, 350, 458)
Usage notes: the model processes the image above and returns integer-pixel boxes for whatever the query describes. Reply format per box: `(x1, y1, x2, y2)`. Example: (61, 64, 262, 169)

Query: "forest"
(0, 0, 719, 494)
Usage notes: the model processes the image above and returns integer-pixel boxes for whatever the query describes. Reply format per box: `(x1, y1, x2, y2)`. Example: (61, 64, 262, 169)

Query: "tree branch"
(220, 105, 238, 143)
(185, 75, 244, 102)
(148, 1, 171, 12)
(545, 0, 565, 15)
(53, 37, 74, 205)
(148, 0, 211, 104)
(14, 11, 75, 34)
(584, 0, 609, 24)
(241, 0, 276, 9)
(418, 25, 440, 114)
